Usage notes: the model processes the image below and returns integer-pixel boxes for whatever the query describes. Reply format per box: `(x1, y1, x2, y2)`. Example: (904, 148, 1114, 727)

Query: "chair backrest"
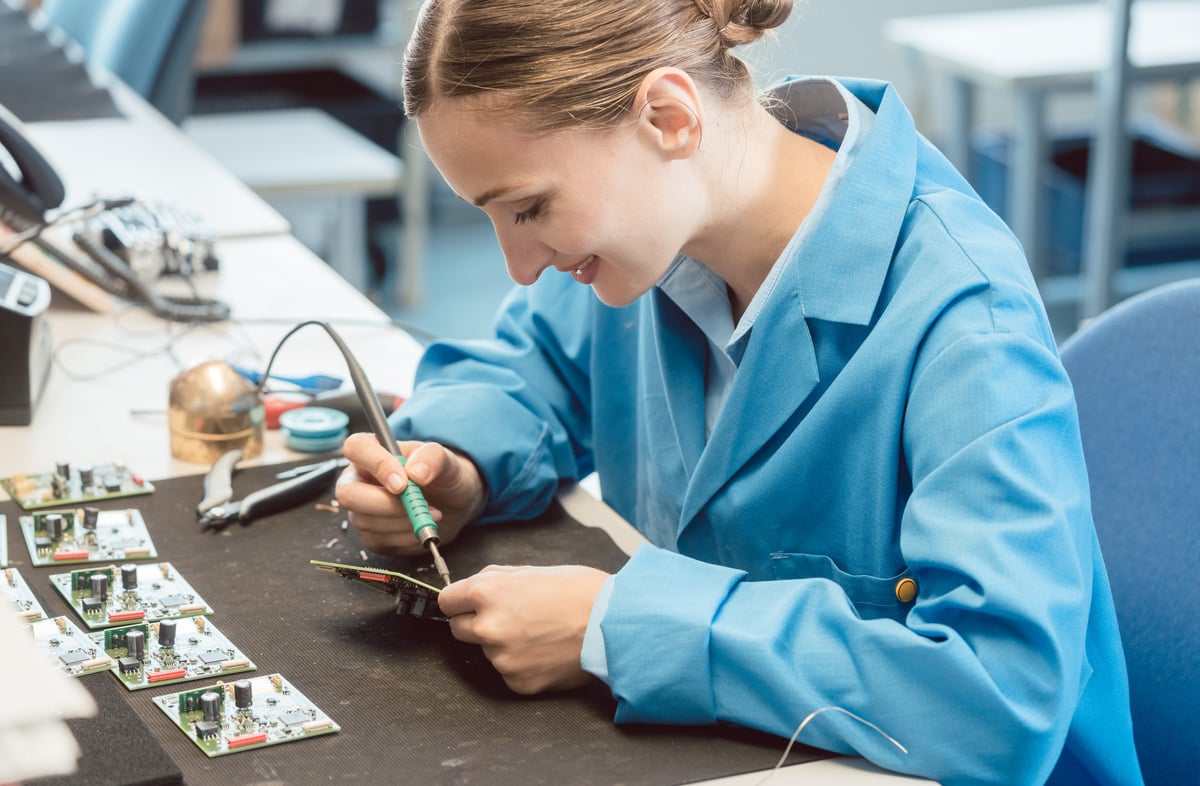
(39, 0, 210, 125)
(1059, 278, 1200, 786)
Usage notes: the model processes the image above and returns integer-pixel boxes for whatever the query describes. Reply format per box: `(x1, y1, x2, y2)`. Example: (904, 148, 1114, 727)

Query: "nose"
(491, 221, 551, 286)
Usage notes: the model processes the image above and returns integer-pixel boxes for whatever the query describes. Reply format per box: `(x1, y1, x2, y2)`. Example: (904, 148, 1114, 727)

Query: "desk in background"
(183, 108, 403, 294)
(885, 0, 1200, 317)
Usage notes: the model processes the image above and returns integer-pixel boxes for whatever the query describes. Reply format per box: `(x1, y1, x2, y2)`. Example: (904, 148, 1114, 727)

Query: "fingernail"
(407, 463, 429, 484)
(385, 473, 405, 494)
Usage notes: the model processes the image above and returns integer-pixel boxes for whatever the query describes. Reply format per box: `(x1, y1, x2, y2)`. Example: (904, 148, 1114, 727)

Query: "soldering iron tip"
(429, 542, 452, 587)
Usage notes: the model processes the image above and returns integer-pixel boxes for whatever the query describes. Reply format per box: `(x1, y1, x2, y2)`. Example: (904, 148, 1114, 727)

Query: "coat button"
(895, 577, 917, 603)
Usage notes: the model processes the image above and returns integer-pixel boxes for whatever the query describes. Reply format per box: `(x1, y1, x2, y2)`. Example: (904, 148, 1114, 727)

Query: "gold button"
(895, 577, 917, 603)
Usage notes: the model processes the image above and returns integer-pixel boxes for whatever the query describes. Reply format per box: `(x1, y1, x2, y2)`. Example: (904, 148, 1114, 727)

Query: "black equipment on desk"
(0, 259, 51, 426)
(0, 104, 229, 323)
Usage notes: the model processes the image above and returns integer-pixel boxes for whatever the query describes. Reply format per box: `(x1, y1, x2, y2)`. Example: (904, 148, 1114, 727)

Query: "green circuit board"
(1, 461, 155, 511)
(3, 567, 48, 623)
(311, 559, 445, 620)
(20, 507, 158, 566)
(91, 616, 255, 690)
(49, 561, 213, 629)
(28, 615, 114, 677)
(152, 673, 339, 757)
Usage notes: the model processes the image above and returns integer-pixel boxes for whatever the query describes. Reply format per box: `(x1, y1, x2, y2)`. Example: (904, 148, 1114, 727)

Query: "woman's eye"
(513, 200, 544, 225)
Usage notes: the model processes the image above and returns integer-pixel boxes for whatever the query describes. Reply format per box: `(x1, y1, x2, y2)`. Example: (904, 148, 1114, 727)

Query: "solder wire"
(258, 320, 451, 587)
(753, 706, 908, 785)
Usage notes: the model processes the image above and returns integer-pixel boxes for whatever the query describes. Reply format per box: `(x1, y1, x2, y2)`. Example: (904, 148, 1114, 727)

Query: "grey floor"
(380, 202, 513, 343)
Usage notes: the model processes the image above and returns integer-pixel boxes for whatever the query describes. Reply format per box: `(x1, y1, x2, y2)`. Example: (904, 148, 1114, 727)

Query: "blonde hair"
(403, 0, 793, 132)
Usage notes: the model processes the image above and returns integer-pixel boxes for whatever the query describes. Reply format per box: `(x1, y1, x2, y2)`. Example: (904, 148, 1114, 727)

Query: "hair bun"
(715, 0, 793, 47)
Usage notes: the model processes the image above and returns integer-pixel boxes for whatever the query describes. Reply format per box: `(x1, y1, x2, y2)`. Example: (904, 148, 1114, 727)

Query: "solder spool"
(278, 407, 349, 454)
(168, 361, 264, 464)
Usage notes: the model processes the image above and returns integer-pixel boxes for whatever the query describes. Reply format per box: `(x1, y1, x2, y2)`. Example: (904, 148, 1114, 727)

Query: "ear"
(632, 68, 704, 160)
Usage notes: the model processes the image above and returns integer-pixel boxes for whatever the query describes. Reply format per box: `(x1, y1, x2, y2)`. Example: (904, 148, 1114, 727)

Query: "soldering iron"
(257, 320, 452, 587)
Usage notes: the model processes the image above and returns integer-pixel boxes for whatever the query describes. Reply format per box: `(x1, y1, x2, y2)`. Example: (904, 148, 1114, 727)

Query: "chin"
(590, 283, 643, 309)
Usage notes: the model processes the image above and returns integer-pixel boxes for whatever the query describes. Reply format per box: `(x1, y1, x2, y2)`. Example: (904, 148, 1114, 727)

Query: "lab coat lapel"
(650, 289, 707, 479)
(677, 77, 918, 538)
(680, 288, 820, 530)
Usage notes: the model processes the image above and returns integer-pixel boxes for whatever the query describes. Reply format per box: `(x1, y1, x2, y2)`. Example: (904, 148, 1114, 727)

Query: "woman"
(335, 1, 1143, 784)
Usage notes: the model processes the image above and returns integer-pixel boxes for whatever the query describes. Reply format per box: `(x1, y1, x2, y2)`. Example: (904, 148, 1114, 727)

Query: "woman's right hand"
(335, 432, 487, 557)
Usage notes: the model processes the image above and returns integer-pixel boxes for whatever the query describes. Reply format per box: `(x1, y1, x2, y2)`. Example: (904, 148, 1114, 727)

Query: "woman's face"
(418, 99, 699, 307)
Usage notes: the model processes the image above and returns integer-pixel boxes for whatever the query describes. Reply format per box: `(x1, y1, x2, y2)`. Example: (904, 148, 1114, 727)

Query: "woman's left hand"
(437, 564, 611, 694)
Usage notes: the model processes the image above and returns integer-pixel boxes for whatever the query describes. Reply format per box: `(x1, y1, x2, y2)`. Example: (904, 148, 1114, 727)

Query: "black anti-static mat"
(3, 458, 828, 785)
(29, 671, 183, 786)
(0, 2, 122, 123)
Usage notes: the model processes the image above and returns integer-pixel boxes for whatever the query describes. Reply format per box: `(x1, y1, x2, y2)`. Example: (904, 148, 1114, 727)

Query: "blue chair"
(1059, 278, 1200, 786)
(38, 0, 210, 125)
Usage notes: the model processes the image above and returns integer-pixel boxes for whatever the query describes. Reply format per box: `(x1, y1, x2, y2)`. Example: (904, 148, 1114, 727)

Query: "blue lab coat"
(392, 77, 1143, 786)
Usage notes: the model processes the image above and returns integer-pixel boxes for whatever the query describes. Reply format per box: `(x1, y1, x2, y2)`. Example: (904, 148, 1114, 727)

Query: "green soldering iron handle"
(396, 454, 439, 545)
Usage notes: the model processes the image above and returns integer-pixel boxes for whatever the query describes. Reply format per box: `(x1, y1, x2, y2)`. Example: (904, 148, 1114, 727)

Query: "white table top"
(22, 83, 289, 240)
(0, 234, 424, 482)
(885, 0, 1200, 89)
(183, 108, 403, 199)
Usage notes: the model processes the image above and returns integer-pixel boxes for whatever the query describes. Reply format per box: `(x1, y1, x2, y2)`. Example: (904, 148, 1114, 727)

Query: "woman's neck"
(685, 101, 837, 322)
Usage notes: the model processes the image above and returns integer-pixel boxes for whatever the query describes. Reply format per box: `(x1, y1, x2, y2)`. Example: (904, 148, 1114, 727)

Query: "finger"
(335, 472, 406, 519)
(343, 433, 409, 494)
(357, 529, 425, 557)
(401, 441, 451, 487)
(446, 611, 481, 644)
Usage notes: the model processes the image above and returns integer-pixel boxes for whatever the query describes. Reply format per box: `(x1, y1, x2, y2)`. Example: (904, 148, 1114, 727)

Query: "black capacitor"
(125, 629, 145, 661)
(55, 460, 70, 478)
(121, 564, 138, 590)
(89, 573, 109, 602)
(51, 475, 66, 498)
(233, 680, 253, 709)
(79, 466, 94, 487)
(200, 691, 221, 723)
(83, 507, 100, 529)
(44, 514, 65, 540)
(158, 620, 176, 648)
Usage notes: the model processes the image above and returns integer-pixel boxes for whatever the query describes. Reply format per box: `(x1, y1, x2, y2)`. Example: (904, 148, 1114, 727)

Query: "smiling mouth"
(573, 255, 596, 276)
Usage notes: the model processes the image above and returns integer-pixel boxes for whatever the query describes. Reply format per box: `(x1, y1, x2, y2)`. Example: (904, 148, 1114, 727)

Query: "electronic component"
(0, 460, 154, 510)
(1, 514, 7, 567)
(310, 559, 446, 620)
(91, 616, 255, 690)
(19, 506, 157, 565)
(152, 673, 339, 757)
(27, 615, 113, 677)
(2, 566, 47, 622)
(49, 561, 213, 629)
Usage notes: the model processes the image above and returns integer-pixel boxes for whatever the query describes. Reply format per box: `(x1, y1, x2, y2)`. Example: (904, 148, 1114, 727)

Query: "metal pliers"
(196, 448, 347, 531)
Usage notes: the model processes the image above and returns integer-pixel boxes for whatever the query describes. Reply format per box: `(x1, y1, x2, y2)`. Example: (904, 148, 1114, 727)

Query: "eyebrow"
(471, 184, 524, 207)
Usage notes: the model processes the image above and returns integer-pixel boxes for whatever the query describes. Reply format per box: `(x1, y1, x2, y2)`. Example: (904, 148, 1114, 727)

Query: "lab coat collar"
(777, 76, 918, 327)
(678, 77, 918, 537)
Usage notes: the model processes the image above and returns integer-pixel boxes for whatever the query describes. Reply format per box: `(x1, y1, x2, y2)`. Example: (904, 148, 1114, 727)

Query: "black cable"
(0, 197, 135, 257)
(71, 231, 230, 323)
(257, 320, 452, 584)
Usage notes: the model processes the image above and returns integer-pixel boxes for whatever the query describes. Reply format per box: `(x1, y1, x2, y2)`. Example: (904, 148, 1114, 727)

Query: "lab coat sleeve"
(598, 330, 1094, 786)
(389, 275, 595, 523)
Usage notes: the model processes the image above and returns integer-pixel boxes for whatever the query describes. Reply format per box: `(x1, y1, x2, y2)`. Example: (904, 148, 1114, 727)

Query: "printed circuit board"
(28, 615, 114, 677)
(152, 673, 339, 756)
(20, 507, 157, 566)
(92, 616, 255, 690)
(50, 561, 213, 629)
(3, 567, 47, 622)
(1, 461, 154, 510)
